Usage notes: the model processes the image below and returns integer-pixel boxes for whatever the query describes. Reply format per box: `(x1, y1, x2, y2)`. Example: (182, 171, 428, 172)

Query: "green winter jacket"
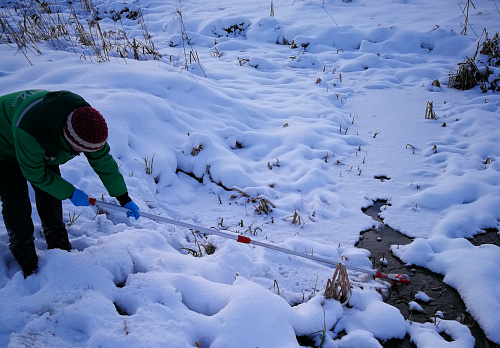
(0, 89, 127, 200)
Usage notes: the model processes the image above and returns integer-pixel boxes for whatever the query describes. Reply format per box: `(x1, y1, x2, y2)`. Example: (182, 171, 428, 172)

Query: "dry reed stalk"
(425, 101, 437, 120)
(324, 263, 352, 303)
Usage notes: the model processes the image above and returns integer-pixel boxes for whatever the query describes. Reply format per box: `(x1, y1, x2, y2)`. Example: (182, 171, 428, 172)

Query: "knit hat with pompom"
(63, 106, 108, 152)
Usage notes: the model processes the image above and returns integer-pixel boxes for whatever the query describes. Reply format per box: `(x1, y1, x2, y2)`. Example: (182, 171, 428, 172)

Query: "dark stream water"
(357, 200, 499, 348)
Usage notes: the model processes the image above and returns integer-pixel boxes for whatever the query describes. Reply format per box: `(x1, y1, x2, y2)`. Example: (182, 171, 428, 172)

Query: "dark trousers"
(0, 161, 70, 276)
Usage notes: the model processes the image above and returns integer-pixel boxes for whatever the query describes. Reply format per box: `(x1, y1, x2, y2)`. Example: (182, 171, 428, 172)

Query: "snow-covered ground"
(1, 0, 499, 347)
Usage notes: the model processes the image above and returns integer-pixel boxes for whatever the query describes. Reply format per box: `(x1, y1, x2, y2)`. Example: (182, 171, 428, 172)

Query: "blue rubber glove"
(70, 188, 90, 206)
(124, 201, 140, 220)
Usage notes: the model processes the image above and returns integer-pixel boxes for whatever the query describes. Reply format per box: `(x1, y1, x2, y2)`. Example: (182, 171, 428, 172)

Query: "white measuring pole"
(89, 198, 410, 284)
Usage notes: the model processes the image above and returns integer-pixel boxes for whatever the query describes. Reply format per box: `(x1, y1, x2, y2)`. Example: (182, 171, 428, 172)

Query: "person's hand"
(123, 201, 140, 219)
(70, 188, 89, 206)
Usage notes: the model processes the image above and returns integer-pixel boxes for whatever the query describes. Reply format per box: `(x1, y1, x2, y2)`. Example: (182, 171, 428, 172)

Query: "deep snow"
(0, 0, 499, 347)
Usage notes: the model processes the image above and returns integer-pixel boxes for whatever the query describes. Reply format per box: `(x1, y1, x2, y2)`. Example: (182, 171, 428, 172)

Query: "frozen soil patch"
(468, 228, 500, 247)
(357, 200, 499, 348)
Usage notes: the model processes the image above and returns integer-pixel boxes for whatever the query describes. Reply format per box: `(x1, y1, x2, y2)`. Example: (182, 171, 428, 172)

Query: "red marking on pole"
(237, 235, 251, 244)
(395, 274, 411, 284)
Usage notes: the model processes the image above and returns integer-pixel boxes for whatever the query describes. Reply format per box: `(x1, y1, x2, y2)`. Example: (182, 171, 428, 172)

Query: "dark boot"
(43, 224, 72, 251)
(10, 240, 38, 278)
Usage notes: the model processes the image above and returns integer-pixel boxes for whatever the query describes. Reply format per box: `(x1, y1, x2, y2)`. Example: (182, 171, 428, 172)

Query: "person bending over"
(0, 90, 140, 278)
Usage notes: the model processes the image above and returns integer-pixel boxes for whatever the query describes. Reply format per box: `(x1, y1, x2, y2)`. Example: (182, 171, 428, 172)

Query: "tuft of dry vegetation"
(229, 188, 275, 215)
(190, 144, 203, 156)
(448, 57, 483, 90)
(425, 101, 437, 120)
(143, 154, 155, 175)
(449, 30, 500, 92)
(291, 209, 303, 225)
(180, 230, 216, 257)
(252, 196, 274, 215)
(324, 263, 352, 304)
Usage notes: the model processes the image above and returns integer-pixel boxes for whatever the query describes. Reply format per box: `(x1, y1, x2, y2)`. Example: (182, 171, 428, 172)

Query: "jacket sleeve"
(84, 143, 128, 198)
(14, 128, 74, 200)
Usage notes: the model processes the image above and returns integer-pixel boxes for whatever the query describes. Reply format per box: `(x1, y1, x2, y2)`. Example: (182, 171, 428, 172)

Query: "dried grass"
(448, 57, 481, 90)
(229, 188, 275, 215)
(291, 209, 303, 225)
(479, 31, 500, 66)
(449, 30, 500, 92)
(425, 101, 437, 120)
(253, 196, 274, 215)
(0, 0, 161, 64)
(324, 263, 352, 304)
